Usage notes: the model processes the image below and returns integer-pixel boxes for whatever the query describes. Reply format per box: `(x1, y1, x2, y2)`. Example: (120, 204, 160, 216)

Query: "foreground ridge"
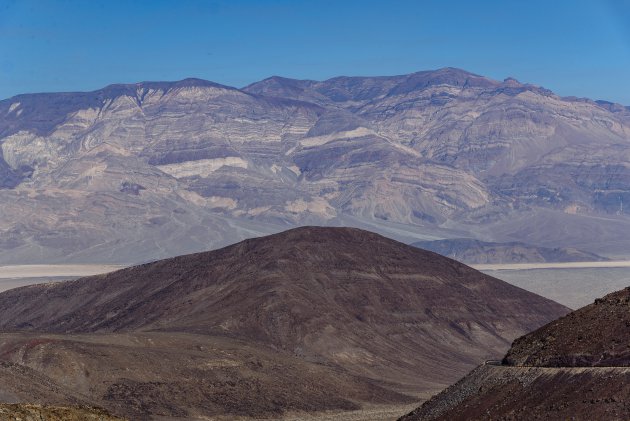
(401, 285, 630, 420)
(0, 404, 125, 421)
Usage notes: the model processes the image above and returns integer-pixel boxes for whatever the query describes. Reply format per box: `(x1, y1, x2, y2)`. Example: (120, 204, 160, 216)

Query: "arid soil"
(0, 265, 122, 278)
(473, 260, 630, 271)
(399, 364, 630, 421)
(481, 267, 630, 309)
(0, 227, 568, 419)
(0, 404, 124, 421)
(0, 332, 412, 420)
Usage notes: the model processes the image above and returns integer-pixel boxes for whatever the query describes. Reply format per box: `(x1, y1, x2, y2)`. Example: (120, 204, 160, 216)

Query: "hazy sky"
(1, 0, 629, 103)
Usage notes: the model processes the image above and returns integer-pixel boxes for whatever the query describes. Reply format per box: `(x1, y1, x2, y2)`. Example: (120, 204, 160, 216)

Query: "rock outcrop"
(400, 285, 630, 421)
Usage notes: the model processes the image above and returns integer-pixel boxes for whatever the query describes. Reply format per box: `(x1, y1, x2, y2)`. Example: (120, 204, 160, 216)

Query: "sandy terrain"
(472, 260, 630, 271)
(0, 277, 77, 293)
(0, 264, 123, 279)
(282, 404, 420, 421)
(483, 267, 630, 310)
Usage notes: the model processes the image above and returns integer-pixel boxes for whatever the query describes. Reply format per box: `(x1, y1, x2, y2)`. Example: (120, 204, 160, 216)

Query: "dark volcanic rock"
(400, 285, 630, 421)
(399, 364, 630, 421)
(504, 287, 630, 367)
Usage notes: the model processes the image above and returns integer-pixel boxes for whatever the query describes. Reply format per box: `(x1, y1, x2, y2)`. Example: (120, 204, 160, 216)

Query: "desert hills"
(0, 227, 568, 419)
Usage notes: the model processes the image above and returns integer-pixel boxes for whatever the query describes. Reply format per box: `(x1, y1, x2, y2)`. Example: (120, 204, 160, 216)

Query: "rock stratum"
(0, 227, 567, 420)
(401, 286, 630, 421)
(1, 68, 630, 264)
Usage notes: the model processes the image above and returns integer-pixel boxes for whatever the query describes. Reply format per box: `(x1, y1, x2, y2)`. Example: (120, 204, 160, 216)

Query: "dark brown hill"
(0, 227, 568, 419)
(0, 227, 567, 385)
(400, 285, 630, 421)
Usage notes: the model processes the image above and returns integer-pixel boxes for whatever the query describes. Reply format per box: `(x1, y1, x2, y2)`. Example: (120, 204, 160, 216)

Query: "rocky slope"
(504, 287, 630, 367)
(0, 227, 568, 419)
(400, 285, 630, 421)
(412, 238, 608, 264)
(399, 364, 630, 421)
(1, 68, 630, 264)
(0, 332, 411, 420)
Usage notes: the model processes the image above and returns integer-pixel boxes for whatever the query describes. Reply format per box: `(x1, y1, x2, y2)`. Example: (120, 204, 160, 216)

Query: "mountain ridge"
(2, 67, 630, 265)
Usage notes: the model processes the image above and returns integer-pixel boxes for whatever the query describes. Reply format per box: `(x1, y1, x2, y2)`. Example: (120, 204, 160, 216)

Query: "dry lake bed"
(476, 261, 630, 310)
(0, 264, 123, 292)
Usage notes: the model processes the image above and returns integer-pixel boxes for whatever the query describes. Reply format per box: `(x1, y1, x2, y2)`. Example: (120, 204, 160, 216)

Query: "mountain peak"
(99, 77, 238, 97)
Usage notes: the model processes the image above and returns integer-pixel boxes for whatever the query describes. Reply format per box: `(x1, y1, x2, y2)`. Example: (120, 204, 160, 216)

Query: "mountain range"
(2, 67, 630, 264)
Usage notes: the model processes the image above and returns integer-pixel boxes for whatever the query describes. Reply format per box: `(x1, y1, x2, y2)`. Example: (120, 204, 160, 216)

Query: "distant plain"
(0, 264, 120, 292)
(483, 266, 630, 309)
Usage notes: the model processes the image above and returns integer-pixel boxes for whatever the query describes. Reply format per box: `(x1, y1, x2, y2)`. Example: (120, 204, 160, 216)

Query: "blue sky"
(1, 0, 629, 103)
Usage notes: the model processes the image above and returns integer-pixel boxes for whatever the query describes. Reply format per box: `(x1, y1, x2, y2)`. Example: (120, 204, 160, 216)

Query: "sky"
(1, 0, 630, 103)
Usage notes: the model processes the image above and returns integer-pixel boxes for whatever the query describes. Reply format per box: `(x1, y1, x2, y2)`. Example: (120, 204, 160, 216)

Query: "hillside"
(1, 68, 630, 264)
(400, 285, 630, 421)
(0, 404, 124, 421)
(0, 227, 567, 419)
(504, 287, 630, 367)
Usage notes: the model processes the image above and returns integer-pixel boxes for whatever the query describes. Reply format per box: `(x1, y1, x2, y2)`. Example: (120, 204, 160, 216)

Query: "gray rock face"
(1, 68, 630, 263)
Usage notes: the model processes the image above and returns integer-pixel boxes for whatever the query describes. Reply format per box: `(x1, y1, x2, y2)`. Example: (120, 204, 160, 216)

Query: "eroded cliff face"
(1, 68, 630, 263)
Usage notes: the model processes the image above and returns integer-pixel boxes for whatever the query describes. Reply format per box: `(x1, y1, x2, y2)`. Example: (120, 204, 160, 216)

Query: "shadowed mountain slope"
(0, 227, 568, 419)
(400, 285, 630, 421)
(504, 287, 630, 367)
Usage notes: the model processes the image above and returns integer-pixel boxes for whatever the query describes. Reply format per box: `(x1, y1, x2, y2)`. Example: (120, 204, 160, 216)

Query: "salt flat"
(472, 261, 630, 271)
(0, 264, 123, 279)
(484, 267, 630, 310)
